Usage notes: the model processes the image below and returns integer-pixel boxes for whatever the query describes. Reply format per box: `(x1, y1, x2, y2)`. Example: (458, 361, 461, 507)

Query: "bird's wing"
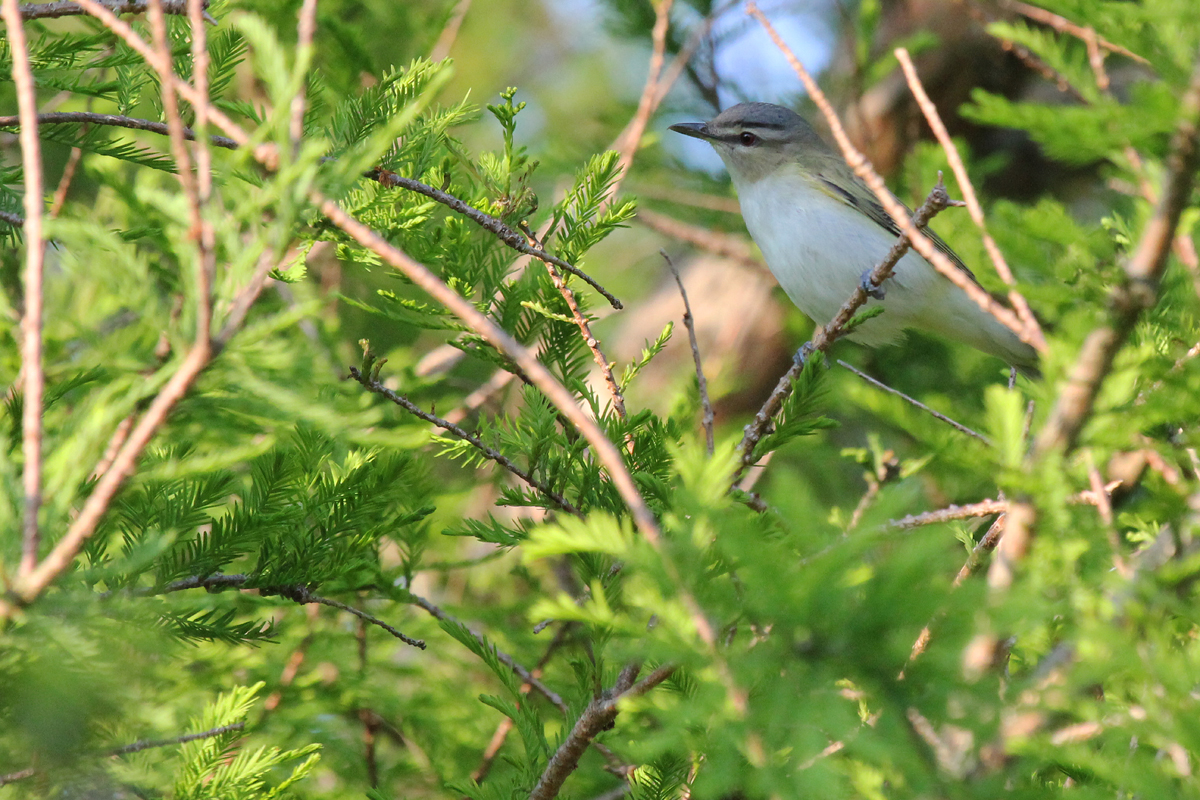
(816, 175, 982, 287)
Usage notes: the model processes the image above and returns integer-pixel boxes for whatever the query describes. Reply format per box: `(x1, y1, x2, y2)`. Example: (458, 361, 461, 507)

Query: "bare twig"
(0, 722, 246, 786)
(273, 585, 426, 649)
(370, 170, 623, 310)
(148, 0, 207, 334)
(837, 360, 990, 443)
(999, 0, 1148, 64)
(888, 499, 1008, 530)
(900, 514, 1007, 674)
(0, 111, 241, 149)
(110, 722, 245, 755)
(430, 0, 470, 60)
(732, 178, 956, 485)
(0, 209, 24, 227)
(746, 2, 1039, 352)
(470, 624, 573, 787)
(529, 220, 627, 420)
(527, 666, 638, 800)
(606, 0, 674, 207)
(636, 208, 759, 269)
(114, 571, 425, 648)
(187, 0, 215, 304)
(528, 663, 676, 800)
(49, 144, 83, 217)
(16, 0, 213, 21)
(289, 0, 318, 153)
(663, 251, 714, 454)
(895, 48, 1045, 352)
(348, 366, 583, 517)
(630, 184, 741, 214)
(5, 0, 47, 580)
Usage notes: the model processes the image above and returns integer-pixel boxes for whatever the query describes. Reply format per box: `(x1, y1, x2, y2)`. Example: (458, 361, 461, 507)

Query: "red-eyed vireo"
(669, 102, 1037, 371)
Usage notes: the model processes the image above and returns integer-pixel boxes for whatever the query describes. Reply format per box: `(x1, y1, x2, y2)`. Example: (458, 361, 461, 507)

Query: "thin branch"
(895, 47, 1045, 352)
(999, 0, 1148, 64)
(606, 0, 674, 207)
(837, 360, 990, 444)
(187, 0, 215, 314)
(408, 592, 569, 714)
(0, 722, 246, 786)
(0, 111, 241, 149)
(663, 251, 714, 454)
(148, 0, 207, 342)
(888, 499, 1007, 530)
(16, 0, 213, 21)
(313, 195, 660, 543)
(272, 585, 426, 649)
(289, 0, 318, 154)
(0, 209, 24, 227)
(732, 178, 956, 484)
(370, 170, 623, 310)
(746, 2, 1040, 352)
(471, 623, 574, 787)
(900, 513, 1006, 674)
(110, 722, 245, 755)
(524, 221, 627, 420)
(348, 366, 584, 517)
(5, 0, 47, 581)
(527, 666, 641, 800)
(430, 0, 470, 61)
(636, 208, 759, 269)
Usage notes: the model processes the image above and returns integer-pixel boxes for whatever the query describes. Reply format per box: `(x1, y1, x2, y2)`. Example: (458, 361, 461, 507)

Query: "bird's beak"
(668, 121, 714, 141)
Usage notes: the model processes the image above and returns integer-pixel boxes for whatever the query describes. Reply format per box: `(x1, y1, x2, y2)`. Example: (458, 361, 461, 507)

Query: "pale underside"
(734, 168, 1035, 368)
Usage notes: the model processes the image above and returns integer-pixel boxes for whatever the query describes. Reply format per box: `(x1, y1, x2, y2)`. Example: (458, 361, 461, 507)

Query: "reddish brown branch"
(5, 0, 48, 580)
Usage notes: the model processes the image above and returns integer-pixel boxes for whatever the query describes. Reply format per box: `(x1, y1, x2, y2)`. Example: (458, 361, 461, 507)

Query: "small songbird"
(669, 102, 1037, 371)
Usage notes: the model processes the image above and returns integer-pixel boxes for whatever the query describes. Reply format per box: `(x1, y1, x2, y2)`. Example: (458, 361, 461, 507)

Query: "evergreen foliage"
(3, 1, 1200, 799)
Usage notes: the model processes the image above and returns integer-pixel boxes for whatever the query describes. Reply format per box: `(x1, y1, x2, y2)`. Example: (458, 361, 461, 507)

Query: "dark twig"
(732, 178, 956, 485)
(349, 366, 583, 517)
(0, 209, 24, 227)
(16, 0, 214, 21)
(0, 112, 241, 149)
(527, 221, 627, 420)
(370, 170, 622, 310)
(837, 360, 990, 444)
(0, 722, 246, 785)
(103, 571, 425, 648)
(273, 585, 426, 649)
(663, 251, 714, 454)
(470, 623, 574, 787)
(408, 592, 568, 713)
(110, 722, 245, 755)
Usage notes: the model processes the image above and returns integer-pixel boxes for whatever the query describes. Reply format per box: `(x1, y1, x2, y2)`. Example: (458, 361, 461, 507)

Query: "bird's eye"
(739, 131, 759, 146)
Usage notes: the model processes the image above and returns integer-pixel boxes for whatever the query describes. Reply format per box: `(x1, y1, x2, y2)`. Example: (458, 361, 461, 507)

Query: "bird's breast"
(734, 172, 937, 344)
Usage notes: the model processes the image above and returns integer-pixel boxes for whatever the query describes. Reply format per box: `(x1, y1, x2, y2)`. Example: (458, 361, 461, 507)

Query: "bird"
(669, 102, 1038, 372)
